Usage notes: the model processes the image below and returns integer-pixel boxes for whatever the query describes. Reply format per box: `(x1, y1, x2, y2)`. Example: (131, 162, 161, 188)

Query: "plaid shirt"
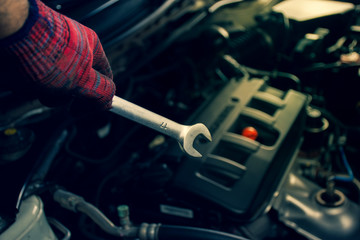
(0, 0, 115, 109)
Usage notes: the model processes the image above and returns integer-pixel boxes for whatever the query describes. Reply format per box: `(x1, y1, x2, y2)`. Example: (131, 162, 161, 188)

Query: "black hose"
(16, 126, 69, 210)
(104, 0, 178, 47)
(157, 225, 249, 240)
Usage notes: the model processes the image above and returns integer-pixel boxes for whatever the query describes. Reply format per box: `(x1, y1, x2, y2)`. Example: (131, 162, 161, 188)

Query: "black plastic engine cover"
(172, 77, 309, 221)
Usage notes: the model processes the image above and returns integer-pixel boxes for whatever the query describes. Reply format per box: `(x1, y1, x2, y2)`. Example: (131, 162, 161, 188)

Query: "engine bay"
(1, 0, 360, 239)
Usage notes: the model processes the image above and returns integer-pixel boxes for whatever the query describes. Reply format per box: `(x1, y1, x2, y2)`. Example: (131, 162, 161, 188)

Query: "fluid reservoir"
(0, 128, 35, 163)
(0, 196, 56, 240)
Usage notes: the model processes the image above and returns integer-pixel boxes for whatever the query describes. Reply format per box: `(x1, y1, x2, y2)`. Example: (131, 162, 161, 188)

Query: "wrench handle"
(110, 96, 185, 141)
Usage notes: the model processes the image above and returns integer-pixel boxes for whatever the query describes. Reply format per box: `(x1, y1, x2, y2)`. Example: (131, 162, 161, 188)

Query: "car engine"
(1, 0, 360, 239)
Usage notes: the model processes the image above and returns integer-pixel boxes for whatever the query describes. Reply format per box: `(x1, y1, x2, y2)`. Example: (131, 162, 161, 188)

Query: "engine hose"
(53, 189, 138, 238)
(54, 189, 249, 240)
(156, 225, 249, 240)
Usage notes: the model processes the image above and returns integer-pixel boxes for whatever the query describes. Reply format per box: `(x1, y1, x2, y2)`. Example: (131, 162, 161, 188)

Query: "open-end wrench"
(110, 96, 212, 158)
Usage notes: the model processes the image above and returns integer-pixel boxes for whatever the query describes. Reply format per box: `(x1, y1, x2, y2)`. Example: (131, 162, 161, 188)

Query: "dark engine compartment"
(1, 0, 360, 239)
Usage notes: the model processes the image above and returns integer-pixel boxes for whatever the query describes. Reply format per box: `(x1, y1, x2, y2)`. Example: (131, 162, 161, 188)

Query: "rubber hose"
(157, 225, 249, 240)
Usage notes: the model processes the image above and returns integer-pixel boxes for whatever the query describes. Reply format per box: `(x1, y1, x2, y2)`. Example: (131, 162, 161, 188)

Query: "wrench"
(110, 96, 212, 158)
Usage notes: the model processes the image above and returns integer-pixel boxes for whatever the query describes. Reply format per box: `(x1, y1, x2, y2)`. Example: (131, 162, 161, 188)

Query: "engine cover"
(171, 77, 309, 220)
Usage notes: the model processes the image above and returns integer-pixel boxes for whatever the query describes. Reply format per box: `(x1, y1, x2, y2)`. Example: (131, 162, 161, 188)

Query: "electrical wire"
(222, 55, 250, 80)
(311, 107, 358, 187)
(222, 54, 301, 90)
(330, 146, 354, 182)
(244, 66, 301, 90)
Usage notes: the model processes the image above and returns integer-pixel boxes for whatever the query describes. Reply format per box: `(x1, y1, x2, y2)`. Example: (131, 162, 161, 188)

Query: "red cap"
(241, 126, 258, 140)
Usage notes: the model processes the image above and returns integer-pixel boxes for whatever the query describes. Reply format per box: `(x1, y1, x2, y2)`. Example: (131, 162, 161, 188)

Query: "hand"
(0, 0, 116, 110)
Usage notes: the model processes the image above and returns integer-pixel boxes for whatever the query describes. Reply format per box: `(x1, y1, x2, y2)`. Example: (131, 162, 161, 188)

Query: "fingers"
(92, 36, 113, 80)
(78, 66, 116, 109)
(66, 23, 116, 109)
(1, 0, 116, 110)
(83, 26, 113, 80)
(33, 1, 116, 109)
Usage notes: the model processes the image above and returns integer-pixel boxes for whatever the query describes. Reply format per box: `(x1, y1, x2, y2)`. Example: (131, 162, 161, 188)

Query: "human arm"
(0, 0, 29, 39)
(0, 0, 116, 110)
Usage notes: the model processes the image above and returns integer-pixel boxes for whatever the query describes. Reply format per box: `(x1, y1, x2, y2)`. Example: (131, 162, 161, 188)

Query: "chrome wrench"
(110, 96, 212, 158)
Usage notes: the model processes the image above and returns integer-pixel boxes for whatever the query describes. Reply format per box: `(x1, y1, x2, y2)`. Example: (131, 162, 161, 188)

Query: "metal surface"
(110, 96, 211, 158)
(273, 169, 360, 240)
(0, 196, 56, 240)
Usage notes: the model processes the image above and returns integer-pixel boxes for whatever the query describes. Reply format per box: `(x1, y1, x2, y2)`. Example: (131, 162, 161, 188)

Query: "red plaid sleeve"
(1, 0, 115, 110)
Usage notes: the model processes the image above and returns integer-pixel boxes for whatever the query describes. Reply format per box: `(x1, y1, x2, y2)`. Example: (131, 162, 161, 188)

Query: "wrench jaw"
(180, 123, 212, 158)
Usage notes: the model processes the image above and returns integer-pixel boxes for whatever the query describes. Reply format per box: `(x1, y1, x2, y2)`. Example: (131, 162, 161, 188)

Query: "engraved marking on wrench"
(160, 122, 168, 130)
